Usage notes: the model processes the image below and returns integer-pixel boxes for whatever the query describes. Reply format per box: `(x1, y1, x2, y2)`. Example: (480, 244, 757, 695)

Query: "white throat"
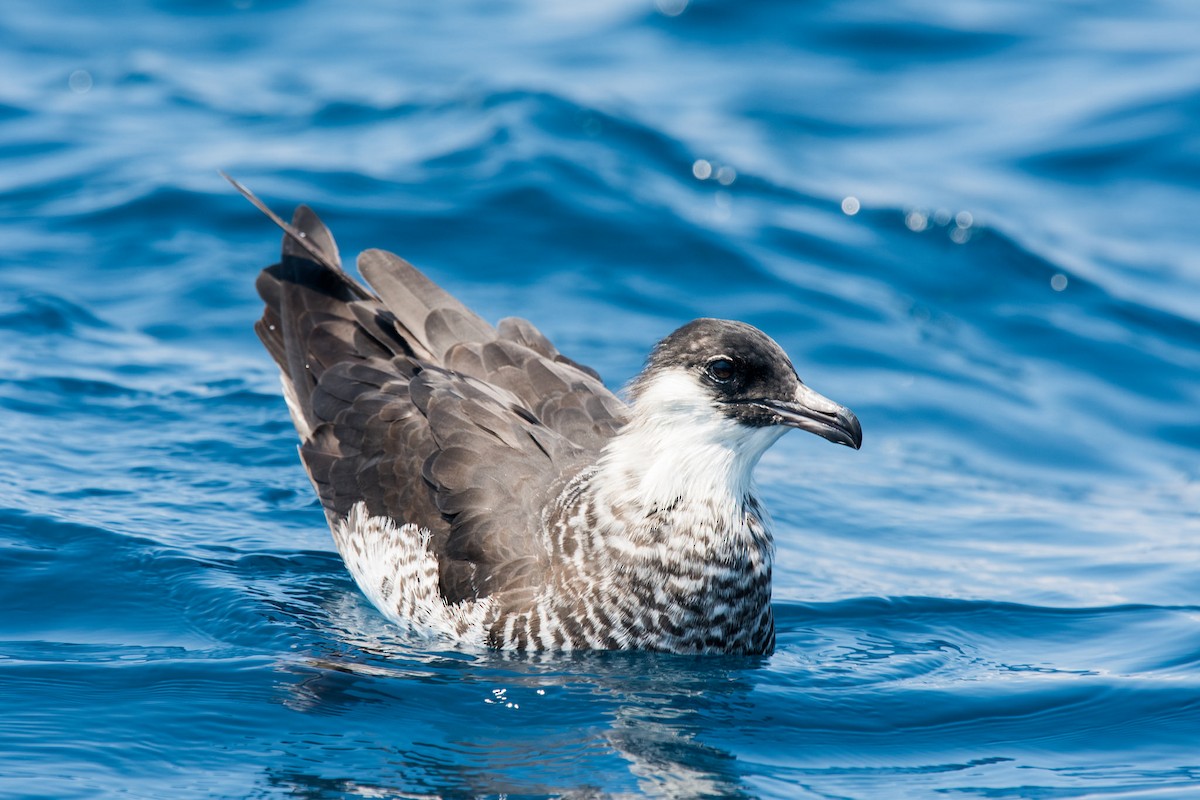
(594, 368, 785, 513)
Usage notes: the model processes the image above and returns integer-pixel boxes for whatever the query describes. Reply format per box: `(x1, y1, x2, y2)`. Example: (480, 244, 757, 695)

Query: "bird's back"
(254, 204, 628, 604)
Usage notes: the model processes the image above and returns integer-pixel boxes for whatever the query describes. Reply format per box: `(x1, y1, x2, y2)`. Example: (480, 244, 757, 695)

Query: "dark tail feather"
(221, 171, 366, 296)
(227, 171, 499, 366)
(227, 172, 376, 434)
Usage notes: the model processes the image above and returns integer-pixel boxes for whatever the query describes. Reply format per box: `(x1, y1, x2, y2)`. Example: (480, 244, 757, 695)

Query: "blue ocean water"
(2, 0, 1199, 796)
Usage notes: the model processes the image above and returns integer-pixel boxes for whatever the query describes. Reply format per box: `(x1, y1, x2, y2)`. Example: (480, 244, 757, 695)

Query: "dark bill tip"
(756, 383, 863, 450)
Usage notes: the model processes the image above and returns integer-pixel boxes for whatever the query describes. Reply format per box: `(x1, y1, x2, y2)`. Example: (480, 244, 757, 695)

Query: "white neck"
(593, 369, 785, 516)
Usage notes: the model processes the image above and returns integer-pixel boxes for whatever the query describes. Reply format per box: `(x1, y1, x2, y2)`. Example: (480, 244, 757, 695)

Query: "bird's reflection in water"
(267, 592, 764, 798)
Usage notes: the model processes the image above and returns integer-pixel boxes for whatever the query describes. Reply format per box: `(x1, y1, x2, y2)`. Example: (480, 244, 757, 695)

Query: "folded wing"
(253, 202, 627, 602)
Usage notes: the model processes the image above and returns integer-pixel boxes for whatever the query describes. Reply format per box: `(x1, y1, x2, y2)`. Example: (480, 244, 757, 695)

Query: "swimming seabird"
(232, 177, 862, 655)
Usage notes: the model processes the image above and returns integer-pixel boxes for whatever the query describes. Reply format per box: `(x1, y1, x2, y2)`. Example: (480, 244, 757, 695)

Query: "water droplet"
(905, 210, 928, 232)
(1051, 273, 1068, 292)
(692, 159, 712, 180)
(841, 196, 860, 216)
(716, 166, 737, 186)
(955, 211, 974, 229)
(68, 69, 93, 94)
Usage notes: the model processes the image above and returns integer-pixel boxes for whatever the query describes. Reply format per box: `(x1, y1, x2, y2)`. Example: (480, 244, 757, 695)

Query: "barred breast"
(480, 469, 777, 655)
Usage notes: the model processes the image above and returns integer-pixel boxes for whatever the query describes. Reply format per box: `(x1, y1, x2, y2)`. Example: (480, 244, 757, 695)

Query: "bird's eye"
(706, 357, 737, 383)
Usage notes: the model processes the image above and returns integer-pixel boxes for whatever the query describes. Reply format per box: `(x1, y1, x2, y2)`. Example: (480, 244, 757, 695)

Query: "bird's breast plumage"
(479, 468, 777, 654)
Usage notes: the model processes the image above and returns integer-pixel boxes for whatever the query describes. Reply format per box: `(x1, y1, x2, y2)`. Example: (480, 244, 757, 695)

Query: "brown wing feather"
(248, 195, 626, 603)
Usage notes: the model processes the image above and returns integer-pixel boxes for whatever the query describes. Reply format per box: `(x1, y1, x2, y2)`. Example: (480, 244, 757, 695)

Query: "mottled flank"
(245, 184, 860, 654)
(333, 503, 493, 646)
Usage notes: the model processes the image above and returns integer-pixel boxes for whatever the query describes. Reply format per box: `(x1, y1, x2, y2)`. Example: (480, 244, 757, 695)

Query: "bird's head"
(628, 318, 862, 452)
